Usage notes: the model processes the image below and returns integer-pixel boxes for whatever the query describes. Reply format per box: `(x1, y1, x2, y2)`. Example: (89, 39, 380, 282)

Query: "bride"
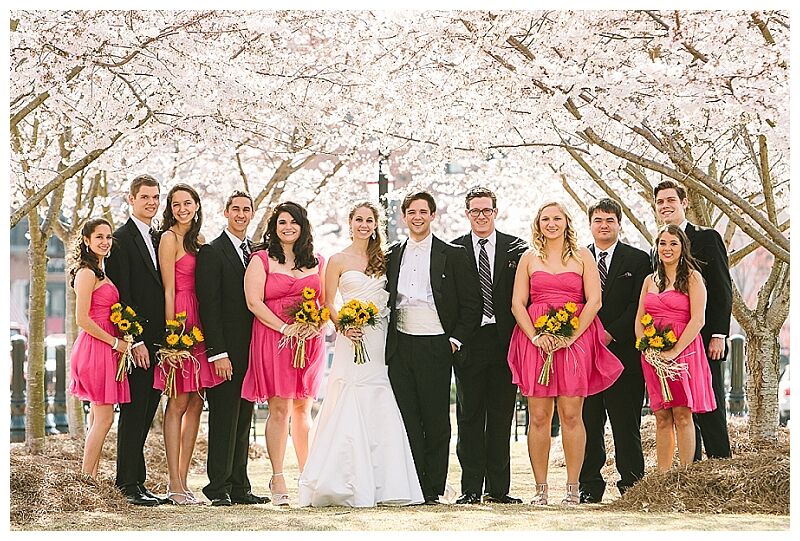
(298, 201, 423, 507)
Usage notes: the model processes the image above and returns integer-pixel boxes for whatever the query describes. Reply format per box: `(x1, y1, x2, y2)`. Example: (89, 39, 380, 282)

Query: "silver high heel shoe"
(269, 472, 290, 507)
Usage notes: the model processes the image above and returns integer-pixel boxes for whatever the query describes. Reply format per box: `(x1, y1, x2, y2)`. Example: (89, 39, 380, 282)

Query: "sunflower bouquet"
(532, 302, 580, 386)
(156, 311, 204, 398)
(109, 302, 144, 382)
(279, 287, 330, 369)
(336, 299, 379, 364)
(637, 313, 686, 402)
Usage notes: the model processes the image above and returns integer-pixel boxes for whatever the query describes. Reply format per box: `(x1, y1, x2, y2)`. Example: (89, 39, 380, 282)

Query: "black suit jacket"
(105, 218, 165, 348)
(590, 242, 651, 367)
(451, 230, 527, 351)
(385, 235, 482, 362)
(684, 222, 733, 346)
(195, 232, 254, 373)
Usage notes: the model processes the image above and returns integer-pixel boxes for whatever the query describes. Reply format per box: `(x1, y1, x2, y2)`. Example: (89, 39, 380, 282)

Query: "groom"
(386, 190, 482, 504)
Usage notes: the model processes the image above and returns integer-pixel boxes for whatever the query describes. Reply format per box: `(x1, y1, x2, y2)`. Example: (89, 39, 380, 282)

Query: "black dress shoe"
(124, 492, 160, 507)
(140, 487, 169, 505)
(230, 492, 270, 505)
(211, 495, 233, 507)
(484, 494, 522, 504)
(423, 496, 440, 505)
(455, 493, 481, 504)
(579, 491, 602, 504)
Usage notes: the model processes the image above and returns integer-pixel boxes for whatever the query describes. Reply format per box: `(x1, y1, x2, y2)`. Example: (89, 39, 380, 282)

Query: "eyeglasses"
(467, 208, 496, 218)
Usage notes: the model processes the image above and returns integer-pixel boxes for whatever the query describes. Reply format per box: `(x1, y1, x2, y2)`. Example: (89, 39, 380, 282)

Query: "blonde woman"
(507, 201, 623, 506)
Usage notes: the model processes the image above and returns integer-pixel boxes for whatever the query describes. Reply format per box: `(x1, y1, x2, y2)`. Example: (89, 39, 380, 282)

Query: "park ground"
(10, 410, 789, 531)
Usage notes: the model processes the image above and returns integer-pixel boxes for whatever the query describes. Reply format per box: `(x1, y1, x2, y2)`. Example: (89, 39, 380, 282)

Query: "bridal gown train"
(298, 270, 424, 507)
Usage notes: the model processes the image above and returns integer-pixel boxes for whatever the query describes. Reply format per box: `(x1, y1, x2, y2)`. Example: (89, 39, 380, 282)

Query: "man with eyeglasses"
(451, 187, 527, 505)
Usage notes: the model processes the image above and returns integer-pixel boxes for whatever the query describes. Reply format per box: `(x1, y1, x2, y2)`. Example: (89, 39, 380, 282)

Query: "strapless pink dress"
(69, 282, 131, 405)
(641, 290, 716, 413)
(507, 271, 623, 397)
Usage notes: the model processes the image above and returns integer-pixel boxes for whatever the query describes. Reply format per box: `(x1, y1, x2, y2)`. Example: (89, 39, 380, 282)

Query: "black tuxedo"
(684, 222, 732, 459)
(579, 241, 650, 500)
(450, 230, 526, 498)
(385, 235, 482, 501)
(196, 232, 256, 501)
(105, 217, 165, 496)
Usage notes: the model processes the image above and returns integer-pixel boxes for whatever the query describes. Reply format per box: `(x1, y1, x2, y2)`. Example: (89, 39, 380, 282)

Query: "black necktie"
(477, 238, 494, 319)
(598, 251, 608, 290)
(240, 240, 251, 267)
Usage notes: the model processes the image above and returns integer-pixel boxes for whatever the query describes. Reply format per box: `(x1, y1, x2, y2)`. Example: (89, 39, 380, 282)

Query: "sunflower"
(649, 336, 665, 349)
(181, 334, 194, 348)
(367, 302, 378, 315)
(110, 312, 123, 324)
(665, 330, 678, 344)
(166, 319, 181, 329)
(119, 320, 131, 331)
(166, 333, 179, 346)
(175, 311, 188, 320)
(640, 313, 653, 326)
(556, 310, 569, 322)
(643, 325, 656, 337)
(295, 311, 308, 323)
(564, 302, 578, 313)
(134, 322, 144, 335)
(191, 327, 204, 342)
(111, 303, 122, 311)
(302, 287, 316, 300)
(636, 337, 649, 350)
(302, 300, 315, 313)
(320, 307, 331, 322)
(570, 317, 580, 329)
(534, 315, 549, 329)
(125, 306, 136, 316)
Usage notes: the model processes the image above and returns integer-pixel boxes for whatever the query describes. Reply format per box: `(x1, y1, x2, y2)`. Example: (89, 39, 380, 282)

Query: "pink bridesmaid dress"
(641, 290, 716, 413)
(241, 250, 325, 402)
(69, 282, 131, 405)
(507, 271, 623, 397)
(154, 252, 223, 394)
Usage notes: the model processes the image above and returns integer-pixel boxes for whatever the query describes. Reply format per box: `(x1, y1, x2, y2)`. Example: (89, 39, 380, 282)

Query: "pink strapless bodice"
(88, 281, 120, 321)
(643, 290, 691, 328)
(529, 271, 586, 306)
(175, 252, 197, 294)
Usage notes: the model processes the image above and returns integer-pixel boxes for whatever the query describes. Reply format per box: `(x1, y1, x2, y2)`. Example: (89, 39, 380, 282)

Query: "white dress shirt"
(593, 240, 618, 271)
(397, 234, 435, 309)
(131, 214, 157, 269)
(472, 230, 497, 326)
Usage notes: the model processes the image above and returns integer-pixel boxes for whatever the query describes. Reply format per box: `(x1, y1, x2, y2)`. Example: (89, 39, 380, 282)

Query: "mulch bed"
(10, 424, 265, 526)
(10, 415, 789, 526)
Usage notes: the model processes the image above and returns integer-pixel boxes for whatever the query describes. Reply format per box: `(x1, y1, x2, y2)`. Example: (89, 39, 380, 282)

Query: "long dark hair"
(256, 201, 318, 270)
(349, 201, 386, 277)
(655, 224, 701, 294)
(69, 218, 112, 288)
(159, 183, 202, 254)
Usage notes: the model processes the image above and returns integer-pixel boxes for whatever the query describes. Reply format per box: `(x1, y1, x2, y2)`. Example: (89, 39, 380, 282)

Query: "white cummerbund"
(396, 305, 445, 335)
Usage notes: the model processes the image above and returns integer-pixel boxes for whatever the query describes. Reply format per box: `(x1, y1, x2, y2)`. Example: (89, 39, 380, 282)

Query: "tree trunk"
(743, 329, 782, 441)
(64, 253, 86, 438)
(25, 211, 49, 452)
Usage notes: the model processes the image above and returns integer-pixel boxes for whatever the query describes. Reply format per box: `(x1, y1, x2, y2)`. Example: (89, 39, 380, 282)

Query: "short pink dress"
(507, 271, 623, 397)
(241, 251, 325, 402)
(641, 290, 716, 413)
(69, 282, 131, 405)
(154, 252, 223, 394)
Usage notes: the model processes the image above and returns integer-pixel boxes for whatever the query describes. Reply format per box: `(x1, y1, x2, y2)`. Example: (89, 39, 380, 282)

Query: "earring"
(371, 230, 377, 240)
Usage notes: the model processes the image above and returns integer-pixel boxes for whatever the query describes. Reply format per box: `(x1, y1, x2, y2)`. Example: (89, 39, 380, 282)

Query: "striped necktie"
(477, 238, 494, 319)
(598, 251, 608, 290)
(240, 241, 251, 267)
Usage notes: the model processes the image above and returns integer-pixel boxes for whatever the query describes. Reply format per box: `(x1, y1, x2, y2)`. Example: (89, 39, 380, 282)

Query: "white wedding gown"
(298, 271, 424, 507)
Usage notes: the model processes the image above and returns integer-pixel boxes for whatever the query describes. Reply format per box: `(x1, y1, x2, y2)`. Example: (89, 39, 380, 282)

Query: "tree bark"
(25, 210, 49, 453)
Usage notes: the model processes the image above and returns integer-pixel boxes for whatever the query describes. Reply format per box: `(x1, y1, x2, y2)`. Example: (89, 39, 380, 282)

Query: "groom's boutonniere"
(508, 260, 518, 270)
(620, 272, 633, 278)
